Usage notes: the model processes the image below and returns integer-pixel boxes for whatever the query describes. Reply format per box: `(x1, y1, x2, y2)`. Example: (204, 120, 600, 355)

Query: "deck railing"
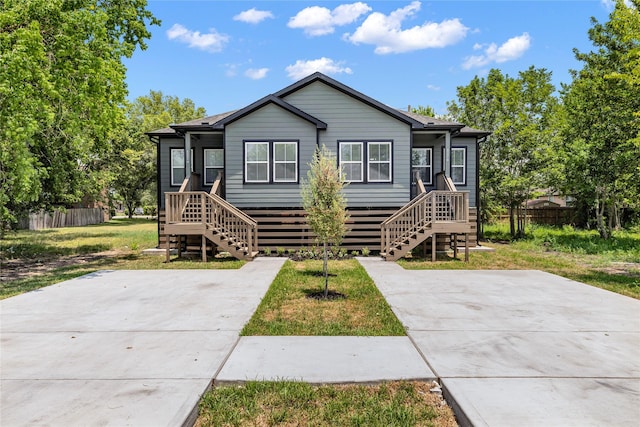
(165, 191, 258, 255)
(381, 190, 468, 255)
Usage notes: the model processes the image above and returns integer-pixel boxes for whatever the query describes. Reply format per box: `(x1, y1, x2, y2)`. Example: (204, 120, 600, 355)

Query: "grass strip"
(241, 259, 405, 336)
(197, 381, 457, 427)
(0, 218, 244, 299)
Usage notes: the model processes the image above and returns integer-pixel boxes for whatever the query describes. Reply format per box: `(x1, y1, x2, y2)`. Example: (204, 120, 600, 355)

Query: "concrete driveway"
(358, 258, 640, 427)
(0, 258, 286, 427)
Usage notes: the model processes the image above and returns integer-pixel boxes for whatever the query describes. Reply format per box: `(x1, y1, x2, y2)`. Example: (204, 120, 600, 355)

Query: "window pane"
(247, 143, 268, 161)
(452, 149, 464, 165)
(369, 144, 380, 161)
(172, 150, 184, 167)
(285, 163, 296, 180)
(352, 143, 362, 161)
(205, 168, 215, 184)
(452, 167, 463, 184)
(205, 149, 223, 167)
(247, 163, 268, 182)
(341, 144, 352, 161)
(274, 143, 285, 160)
(274, 163, 285, 180)
(286, 143, 296, 159)
(378, 163, 390, 181)
(173, 168, 185, 184)
(379, 144, 390, 161)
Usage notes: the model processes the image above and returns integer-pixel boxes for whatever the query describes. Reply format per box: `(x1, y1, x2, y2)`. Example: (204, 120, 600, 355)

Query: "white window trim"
(203, 148, 224, 185)
(339, 142, 364, 183)
(273, 142, 298, 183)
(170, 148, 194, 187)
(451, 147, 466, 185)
(412, 147, 433, 185)
(367, 141, 392, 183)
(245, 142, 270, 183)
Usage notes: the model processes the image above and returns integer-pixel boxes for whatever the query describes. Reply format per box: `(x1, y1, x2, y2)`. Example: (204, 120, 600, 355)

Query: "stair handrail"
(381, 191, 433, 255)
(210, 171, 223, 196)
(206, 192, 257, 227)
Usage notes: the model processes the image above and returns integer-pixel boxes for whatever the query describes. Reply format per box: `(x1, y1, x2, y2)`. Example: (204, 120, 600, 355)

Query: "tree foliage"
(110, 91, 207, 217)
(561, 0, 640, 238)
(301, 146, 349, 297)
(0, 0, 159, 232)
(448, 67, 563, 237)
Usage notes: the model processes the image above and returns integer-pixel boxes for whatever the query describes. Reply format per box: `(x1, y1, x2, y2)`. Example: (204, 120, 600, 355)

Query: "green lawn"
(198, 381, 456, 427)
(0, 218, 243, 299)
(399, 223, 640, 299)
(241, 259, 406, 336)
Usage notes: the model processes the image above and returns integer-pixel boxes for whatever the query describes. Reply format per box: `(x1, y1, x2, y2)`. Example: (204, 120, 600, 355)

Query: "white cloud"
(344, 1, 468, 54)
(288, 2, 371, 36)
(167, 23, 229, 53)
(462, 33, 531, 69)
(285, 57, 353, 80)
(426, 84, 440, 91)
(234, 8, 274, 24)
(245, 68, 269, 80)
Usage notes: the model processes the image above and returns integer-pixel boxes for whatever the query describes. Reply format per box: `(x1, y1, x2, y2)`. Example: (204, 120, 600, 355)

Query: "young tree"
(301, 146, 349, 298)
(561, 0, 640, 238)
(0, 0, 159, 232)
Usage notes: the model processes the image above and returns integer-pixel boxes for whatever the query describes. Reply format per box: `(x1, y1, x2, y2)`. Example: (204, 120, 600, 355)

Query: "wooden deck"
(162, 173, 475, 262)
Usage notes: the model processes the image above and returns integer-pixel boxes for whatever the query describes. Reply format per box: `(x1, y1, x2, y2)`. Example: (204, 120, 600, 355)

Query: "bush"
(361, 247, 370, 257)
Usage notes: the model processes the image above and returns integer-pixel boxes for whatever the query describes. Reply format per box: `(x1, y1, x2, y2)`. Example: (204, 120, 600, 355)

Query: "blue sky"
(124, 0, 617, 117)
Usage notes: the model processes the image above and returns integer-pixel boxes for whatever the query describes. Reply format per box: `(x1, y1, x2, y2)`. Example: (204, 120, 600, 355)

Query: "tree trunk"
(595, 197, 610, 239)
(509, 206, 516, 238)
(323, 241, 328, 298)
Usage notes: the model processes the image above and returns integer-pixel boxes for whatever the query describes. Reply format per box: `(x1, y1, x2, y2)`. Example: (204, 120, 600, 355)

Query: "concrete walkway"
(0, 258, 286, 426)
(3, 257, 639, 426)
(358, 258, 640, 427)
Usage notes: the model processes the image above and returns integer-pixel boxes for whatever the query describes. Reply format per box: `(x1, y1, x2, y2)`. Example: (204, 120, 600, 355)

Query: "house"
(147, 72, 489, 261)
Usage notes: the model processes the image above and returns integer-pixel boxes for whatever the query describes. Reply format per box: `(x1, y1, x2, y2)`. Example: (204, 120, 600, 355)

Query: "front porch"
(162, 172, 474, 262)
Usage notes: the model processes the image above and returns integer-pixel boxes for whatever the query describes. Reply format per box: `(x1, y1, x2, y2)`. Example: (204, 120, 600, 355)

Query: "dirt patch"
(596, 262, 640, 277)
(0, 250, 121, 282)
(306, 289, 346, 300)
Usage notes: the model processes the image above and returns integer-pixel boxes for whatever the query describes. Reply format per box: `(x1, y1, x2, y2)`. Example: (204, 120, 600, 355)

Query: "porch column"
(184, 132, 192, 190)
(444, 131, 451, 177)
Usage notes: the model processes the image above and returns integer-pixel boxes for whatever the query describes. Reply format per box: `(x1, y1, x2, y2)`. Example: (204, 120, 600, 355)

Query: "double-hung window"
(411, 148, 432, 185)
(451, 147, 466, 185)
(339, 142, 363, 182)
(339, 141, 392, 183)
(245, 142, 269, 183)
(244, 141, 298, 183)
(170, 148, 194, 186)
(368, 142, 391, 182)
(203, 149, 224, 185)
(273, 142, 297, 182)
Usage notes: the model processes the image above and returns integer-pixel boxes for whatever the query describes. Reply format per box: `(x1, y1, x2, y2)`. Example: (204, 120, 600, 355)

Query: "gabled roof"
(274, 72, 429, 130)
(210, 95, 327, 130)
(394, 109, 465, 131)
(147, 72, 488, 136)
(145, 110, 237, 136)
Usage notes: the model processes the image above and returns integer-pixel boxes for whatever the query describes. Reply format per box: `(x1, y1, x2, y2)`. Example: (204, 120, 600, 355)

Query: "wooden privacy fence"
(20, 208, 106, 230)
(500, 207, 578, 226)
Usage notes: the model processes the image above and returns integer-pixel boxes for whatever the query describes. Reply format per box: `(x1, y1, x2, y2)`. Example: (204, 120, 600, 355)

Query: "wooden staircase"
(380, 175, 472, 261)
(164, 174, 258, 261)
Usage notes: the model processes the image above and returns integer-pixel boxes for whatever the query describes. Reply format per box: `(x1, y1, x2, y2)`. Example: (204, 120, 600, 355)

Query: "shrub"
(276, 247, 286, 256)
(361, 247, 370, 257)
(263, 247, 271, 256)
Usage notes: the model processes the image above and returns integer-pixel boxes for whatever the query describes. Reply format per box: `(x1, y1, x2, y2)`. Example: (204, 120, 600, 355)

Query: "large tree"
(0, 0, 159, 232)
(448, 67, 563, 238)
(110, 91, 207, 217)
(561, 0, 640, 238)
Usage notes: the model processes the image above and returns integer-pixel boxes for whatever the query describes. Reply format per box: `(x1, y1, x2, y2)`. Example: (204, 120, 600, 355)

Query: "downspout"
(476, 136, 486, 243)
(149, 136, 161, 248)
(184, 132, 192, 190)
(444, 131, 451, 177)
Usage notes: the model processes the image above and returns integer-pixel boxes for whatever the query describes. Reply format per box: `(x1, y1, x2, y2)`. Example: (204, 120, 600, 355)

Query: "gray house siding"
(225, 103, 317, 208)
(159, 134, 223, 209)
(283, 81, 411, 208)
